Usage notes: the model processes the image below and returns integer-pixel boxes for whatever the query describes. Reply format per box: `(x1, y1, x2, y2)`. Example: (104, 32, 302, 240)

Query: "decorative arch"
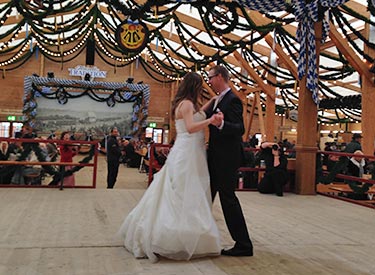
(23, 76, 150, 137)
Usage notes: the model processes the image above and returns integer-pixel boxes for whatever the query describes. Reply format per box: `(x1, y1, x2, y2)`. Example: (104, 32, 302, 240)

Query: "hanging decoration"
(0, 0, 372, 122)
(116, 18, 149, 54)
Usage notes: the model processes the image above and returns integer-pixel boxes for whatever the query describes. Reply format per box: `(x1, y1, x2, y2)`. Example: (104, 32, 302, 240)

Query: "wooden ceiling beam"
(329, 22, 374, 84)
(232, 48, 275, 100)
(321, 24, 365, 51)
(325, 80, 361, 93)
(340, 1, 368, 16)
(189, 41, 240, 67)
(147, 43, 194, 69)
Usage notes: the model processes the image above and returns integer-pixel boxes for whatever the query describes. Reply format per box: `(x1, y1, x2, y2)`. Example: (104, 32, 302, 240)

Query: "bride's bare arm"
(200, 96, 217, 112)
(179, 100, 216, 134)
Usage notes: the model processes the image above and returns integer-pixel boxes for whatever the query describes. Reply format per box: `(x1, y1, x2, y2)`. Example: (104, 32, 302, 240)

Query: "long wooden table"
(328, 184, 375, 200)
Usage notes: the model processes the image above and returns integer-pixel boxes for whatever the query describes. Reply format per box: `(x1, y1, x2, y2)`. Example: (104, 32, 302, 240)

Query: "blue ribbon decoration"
(127, 19, 139, 25)
(295, 0, 320, 104)
(295, 0, 348, 104)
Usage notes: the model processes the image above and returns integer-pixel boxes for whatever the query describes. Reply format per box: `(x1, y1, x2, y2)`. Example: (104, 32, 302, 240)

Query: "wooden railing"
(0, 137, 99, 189)
(146, 144, 297, 192)
(147, 143, 171, 185)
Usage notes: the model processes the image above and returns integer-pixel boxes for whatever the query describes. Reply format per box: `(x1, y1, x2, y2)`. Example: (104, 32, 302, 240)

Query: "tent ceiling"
(0, 0, 374, 124)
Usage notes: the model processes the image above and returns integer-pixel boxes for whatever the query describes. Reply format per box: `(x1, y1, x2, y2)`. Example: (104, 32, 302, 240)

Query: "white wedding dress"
(118, 111, 221, 262)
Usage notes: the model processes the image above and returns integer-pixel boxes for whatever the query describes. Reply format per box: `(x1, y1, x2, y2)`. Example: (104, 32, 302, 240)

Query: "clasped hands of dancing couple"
(118, 66, 253, 262)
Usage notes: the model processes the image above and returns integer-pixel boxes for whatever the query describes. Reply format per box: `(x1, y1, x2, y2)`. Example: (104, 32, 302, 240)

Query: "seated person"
(0, 141, 11, 184)
(347, 150, 367, 178)
(123, 139, 141, 168)
(144, 145, 169, 174)
(345, 150, 368, 200)
(258, 142, 288, 196)
(0, 141, 9, 160)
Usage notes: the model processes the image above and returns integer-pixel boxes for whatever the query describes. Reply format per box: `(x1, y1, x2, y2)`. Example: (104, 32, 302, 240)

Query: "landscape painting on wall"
(34, 96, 134, 139)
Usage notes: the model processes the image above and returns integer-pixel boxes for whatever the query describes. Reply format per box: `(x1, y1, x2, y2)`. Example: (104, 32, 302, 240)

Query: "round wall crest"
(116, 19, 149, 53)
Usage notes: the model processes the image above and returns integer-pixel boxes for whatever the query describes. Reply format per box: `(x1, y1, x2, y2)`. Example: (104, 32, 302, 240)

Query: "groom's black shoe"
(221, 246, 253, 257)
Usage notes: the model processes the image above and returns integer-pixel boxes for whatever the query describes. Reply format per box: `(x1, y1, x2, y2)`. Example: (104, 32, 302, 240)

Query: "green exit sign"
(7, 115, 16, 121)
(148, 122, 156, 128)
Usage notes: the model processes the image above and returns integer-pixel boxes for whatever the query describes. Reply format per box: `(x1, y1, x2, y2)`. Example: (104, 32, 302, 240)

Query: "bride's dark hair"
(171, 72, 202, 119)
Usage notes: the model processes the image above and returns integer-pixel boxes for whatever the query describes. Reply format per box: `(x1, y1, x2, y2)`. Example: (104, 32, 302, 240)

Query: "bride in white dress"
(118, 72, 223, 262)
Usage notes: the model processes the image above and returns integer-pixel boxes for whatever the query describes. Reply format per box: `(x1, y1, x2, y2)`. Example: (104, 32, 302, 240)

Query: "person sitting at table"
(344, 150, 368, 200)
(125, 139, 141, 168)
(347, 150, 367, 178)
(10, 127, 34, 185)
(0, 141, 11, 184)
(0, 141, 9, 160)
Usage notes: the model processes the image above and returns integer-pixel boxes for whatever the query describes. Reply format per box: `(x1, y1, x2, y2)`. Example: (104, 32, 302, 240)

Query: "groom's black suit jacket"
(205, 90, 245, 174)
(205, 90, 252, 247)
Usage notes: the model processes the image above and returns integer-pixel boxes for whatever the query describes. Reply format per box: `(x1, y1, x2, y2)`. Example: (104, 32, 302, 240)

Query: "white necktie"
(213, 94, 224, 110)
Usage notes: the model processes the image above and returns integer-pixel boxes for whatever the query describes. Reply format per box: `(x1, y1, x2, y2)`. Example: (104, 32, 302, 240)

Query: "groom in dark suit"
(205, 65, 253, 257)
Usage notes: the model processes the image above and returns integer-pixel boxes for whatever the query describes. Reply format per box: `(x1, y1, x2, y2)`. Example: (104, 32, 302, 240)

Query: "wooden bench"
(328, 185, 375, 194)
(328, 184, 375, 200)
(24, 173, 41, 185)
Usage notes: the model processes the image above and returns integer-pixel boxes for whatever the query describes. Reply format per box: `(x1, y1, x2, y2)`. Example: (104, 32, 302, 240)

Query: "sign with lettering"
(147, 116, 165, 123)
(68, 65, 107, 80)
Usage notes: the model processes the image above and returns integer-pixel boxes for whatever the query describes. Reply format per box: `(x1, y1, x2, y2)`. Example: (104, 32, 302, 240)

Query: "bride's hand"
(215, 112, 224, 122)
(210, 112, 223, 126)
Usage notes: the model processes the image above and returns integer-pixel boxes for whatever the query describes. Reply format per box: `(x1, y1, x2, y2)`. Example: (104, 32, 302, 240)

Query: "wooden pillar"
(39, 54, 45, 77)
(255, 92, 266, 139)
(361, 23, 375, 155)
(265, 80, 276, 142)
(295, 22, 322, 195)
(245, 95, 256, 139)
(129, 62, 134, 78)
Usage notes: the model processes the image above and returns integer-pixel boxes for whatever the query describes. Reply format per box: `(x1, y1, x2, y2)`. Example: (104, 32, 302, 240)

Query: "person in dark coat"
(344, 133, 362, 153)
(258, 142, 288, 196)
(106, 127, 121, 189)
(347, 150, 367, 178)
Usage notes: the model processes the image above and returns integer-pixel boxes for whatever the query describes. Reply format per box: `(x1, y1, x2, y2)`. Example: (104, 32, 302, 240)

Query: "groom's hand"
(211, 112, 224, 127)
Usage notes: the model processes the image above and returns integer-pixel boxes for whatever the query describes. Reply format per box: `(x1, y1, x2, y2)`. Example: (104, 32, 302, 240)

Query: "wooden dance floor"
(0, 156, 374, 274)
